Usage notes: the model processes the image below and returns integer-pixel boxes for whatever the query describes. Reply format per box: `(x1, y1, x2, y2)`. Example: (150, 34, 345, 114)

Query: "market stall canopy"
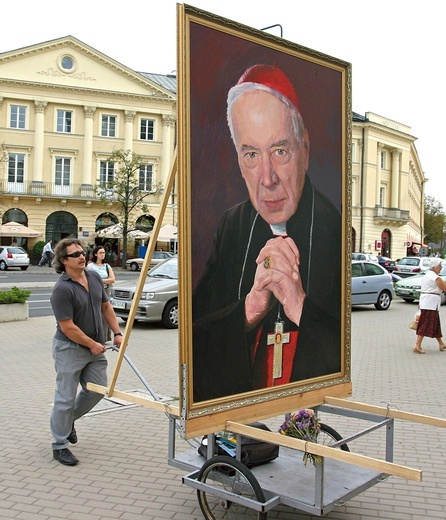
(97, 223, 150, 239)
(0, 221, 42, 238)
(149, 224, 178, 242)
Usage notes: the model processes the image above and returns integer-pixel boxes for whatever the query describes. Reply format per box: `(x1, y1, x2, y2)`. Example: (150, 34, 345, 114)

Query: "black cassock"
(193, 176, 342, 402)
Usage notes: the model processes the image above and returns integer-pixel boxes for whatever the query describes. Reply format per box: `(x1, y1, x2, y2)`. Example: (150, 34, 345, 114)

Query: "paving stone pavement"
(1, 298, 446, 519)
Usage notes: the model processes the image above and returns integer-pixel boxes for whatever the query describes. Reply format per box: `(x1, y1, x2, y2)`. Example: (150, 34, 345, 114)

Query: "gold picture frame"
(178, 4, 352, 438)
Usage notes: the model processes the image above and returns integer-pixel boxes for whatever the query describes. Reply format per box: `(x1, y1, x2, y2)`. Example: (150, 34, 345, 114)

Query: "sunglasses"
(65, 251, 87, 258)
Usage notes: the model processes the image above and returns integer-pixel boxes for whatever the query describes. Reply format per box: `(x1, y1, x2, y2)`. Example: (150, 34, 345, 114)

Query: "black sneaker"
(53, 448, 79, 466)
(67, 424, 77, 444)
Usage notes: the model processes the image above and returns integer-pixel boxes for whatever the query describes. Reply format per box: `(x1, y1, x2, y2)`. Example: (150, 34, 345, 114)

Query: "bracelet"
(114, 332, 123, 337)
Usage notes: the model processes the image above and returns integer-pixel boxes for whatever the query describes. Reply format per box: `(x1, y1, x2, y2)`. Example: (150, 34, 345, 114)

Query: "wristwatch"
(113, 332, 123, 337)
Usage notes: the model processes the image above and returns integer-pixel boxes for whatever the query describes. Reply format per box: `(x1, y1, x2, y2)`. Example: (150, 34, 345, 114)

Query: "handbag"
(409, 320, 418, 331)
(198, 422, 279, 467)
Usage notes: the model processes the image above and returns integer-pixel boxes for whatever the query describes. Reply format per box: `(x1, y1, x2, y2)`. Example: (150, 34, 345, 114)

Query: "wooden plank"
(226, 421, 422, 482)
(87, 383, 180, 416)
(106, 151, 177, 397)
(183, 382, 352, 438)
(325, 397, 446, 428)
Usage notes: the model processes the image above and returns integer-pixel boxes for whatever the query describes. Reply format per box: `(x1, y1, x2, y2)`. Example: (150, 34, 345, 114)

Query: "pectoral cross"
(267, 321, 291, 379)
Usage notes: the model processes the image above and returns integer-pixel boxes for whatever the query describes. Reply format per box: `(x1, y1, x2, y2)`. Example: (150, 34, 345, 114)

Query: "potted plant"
(0, 286, 31, 322)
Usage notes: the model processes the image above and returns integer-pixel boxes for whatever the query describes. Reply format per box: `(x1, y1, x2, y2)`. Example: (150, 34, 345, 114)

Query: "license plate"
(398, 290, 410, 295)
(111, 299, 126, 309)
(402, 268, 410, 272)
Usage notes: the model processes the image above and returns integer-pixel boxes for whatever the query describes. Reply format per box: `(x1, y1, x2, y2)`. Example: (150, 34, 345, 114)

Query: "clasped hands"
(245, 236, 305, 328)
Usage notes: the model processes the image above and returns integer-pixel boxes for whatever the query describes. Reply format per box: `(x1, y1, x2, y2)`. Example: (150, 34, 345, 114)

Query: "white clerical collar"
(270, 223, 287, 236)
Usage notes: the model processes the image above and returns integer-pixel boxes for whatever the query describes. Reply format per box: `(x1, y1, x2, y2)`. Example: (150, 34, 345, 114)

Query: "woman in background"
(87, 245, 116, 342)
(413, 257, 446, 354)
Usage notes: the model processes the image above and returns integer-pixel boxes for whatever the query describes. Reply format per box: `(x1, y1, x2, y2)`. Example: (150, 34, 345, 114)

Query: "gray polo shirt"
(51, 269, 109, 346)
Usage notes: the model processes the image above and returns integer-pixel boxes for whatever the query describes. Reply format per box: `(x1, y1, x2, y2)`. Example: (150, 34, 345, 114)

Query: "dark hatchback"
(377, 256, 395, 272)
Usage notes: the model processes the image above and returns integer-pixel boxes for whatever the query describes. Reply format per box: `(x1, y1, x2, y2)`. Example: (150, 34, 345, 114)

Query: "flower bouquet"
(279, 409, 322, 466)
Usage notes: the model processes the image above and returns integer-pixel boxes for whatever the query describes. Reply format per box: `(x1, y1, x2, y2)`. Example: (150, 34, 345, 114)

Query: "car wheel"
(375, 290, 392, 310)
(130, 262, 139, 272)
(0, 260, 7, 271)
(402, 298, 416, 303)
(162, 300, 178, 329)
(20, 266, 29, 271)
(441, 292, 446, 306)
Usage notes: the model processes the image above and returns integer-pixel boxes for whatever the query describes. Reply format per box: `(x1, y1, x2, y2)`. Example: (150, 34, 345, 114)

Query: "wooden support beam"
(324, 397, 446, 428)
(88, 383, 180, 416)
(105, 150, 177, 398)
(226, 421, 422, 482)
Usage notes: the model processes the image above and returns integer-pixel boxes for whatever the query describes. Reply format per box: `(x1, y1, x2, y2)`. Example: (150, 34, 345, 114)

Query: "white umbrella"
(149, 224, 178, 242)
(0, 221, 42, 238)
(97, 223, 150, 239)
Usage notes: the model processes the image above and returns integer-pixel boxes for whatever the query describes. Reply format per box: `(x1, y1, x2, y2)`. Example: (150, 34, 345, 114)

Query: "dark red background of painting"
(188, 21, 343, 287)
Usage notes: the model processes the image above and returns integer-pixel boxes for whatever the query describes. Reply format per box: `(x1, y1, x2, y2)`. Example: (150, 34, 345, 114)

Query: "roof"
(138, 72, 177, 94)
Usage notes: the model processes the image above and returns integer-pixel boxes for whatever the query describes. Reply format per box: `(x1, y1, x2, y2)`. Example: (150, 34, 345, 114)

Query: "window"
(10, 105, 26, 129)
(60, 55, 75, 72)
(54, 158, 71, 195)
(380, 150, 386, 169)
(140, 118, 154, 141)
(101, 115, 116, 137)
(8, 154, 25, 184)
(100, 161, 114, 187)
(379, 187, 385, 207)
(57, 110, 72, 133)
(139, 164, 153, 191)
(351, 142, 356, 162)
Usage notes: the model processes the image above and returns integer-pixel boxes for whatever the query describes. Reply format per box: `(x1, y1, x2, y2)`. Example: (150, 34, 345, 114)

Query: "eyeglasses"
(65, 251, 87, 258)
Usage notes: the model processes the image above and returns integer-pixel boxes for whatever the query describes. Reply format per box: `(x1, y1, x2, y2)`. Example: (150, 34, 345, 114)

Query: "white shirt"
(419, 269, 441, 310)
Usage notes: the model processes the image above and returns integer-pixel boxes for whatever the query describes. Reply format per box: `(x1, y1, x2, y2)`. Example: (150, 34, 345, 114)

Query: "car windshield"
(397, 258, 420, 266)
(8, 247, 26, 254)
(148, 259, 178, 279)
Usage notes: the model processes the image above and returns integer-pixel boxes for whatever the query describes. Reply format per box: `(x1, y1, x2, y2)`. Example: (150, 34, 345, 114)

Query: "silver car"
(125, 251, 173, 272)
(351, 260, 394, 310)
(0, 246, 30, 271)
(110, 256, 178, 328)
(393, 256, 431, 278)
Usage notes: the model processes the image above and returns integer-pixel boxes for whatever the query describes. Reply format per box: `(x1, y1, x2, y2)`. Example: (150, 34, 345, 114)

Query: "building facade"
(1, 37, 426, 264)
(351, 112, 426, 260)
(0, 36, 176, 259)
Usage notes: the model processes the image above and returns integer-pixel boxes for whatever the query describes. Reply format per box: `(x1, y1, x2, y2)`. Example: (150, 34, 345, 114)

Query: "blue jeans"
(50, 338, 107, 450)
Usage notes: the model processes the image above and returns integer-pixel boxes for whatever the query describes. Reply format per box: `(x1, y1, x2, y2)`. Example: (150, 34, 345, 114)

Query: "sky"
(2, 0, 444, 207)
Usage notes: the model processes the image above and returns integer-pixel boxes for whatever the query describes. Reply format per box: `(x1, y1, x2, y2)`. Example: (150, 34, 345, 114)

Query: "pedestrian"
(413, 257, 446, 354)
(86, 245, 116, 342)
(50, 238, 123, 466)
(39, 239, 53, 267)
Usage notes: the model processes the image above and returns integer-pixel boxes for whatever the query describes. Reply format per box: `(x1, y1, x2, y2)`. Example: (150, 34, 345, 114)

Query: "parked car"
(111, 256, 178, 328)
(0, 246, 30, 271)
(352, 252, 379, 263)
(351, 260, 394, 310)
(392, 256, 431, 278)
(125, 251, 173, 272)
(394, 263, 446, 304)
(377, 255, 395, 272)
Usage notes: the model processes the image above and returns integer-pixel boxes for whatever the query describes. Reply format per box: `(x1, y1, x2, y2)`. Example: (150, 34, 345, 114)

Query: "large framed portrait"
(177, 4, 352, 438)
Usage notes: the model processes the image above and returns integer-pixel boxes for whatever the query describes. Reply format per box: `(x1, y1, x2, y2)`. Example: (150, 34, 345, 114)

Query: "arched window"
(46, 211, 78, 242)
(2, 208, 27, 225)
(135, 214, 155, 232)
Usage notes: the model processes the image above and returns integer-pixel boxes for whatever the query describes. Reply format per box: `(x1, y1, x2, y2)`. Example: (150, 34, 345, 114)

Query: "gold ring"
(264, 256, 271, 269)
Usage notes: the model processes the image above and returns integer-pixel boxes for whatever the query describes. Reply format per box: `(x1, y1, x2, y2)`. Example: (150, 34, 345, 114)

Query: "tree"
(424, 195, 445, 247)
(95, 149, 162, 265)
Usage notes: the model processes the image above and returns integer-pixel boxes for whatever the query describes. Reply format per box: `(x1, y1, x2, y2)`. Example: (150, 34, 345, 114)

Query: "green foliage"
(424, 195, 445, 244)
(33, 240, 46, 256)
(94, 149, 162, 265)
(0, 286, 31, 304)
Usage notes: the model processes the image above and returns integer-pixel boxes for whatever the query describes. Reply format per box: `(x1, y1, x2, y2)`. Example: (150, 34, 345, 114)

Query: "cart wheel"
(197, 455, 267, 519)
(319, 423, 350, 451)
